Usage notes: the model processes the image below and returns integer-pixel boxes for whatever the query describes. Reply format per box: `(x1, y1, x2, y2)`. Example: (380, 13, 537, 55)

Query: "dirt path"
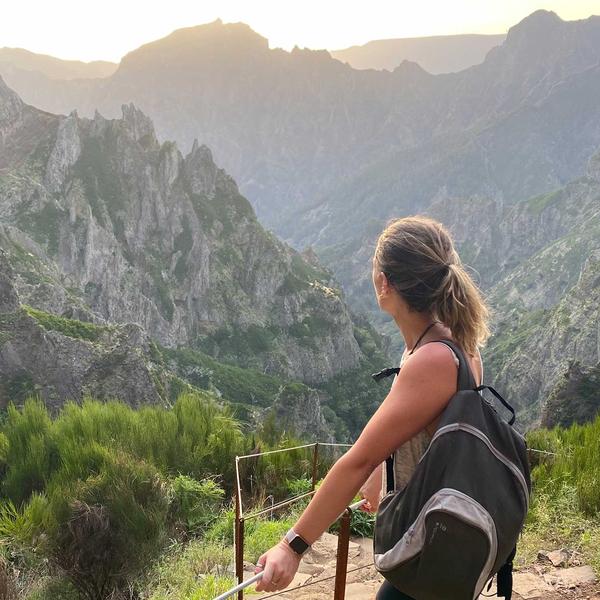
(248, 533, 600, 599)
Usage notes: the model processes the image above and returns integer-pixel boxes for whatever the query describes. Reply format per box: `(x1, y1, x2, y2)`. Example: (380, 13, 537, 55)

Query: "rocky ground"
(248, 533, 599, 600)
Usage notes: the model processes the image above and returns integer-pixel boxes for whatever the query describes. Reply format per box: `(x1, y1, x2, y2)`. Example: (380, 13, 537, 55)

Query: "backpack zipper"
(420, 422, 530, 513)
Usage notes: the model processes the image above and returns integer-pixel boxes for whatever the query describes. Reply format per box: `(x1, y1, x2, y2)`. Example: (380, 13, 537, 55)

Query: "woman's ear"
(376, 271, 389, 298)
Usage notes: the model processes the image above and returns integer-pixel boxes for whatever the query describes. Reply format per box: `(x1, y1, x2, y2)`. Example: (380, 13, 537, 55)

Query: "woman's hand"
(359, 462, 383, 513)
(254, 540, 301, 593)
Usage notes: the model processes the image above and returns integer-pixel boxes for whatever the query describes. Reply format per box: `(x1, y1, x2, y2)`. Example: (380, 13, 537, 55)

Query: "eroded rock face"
(0, 82, 367, 387)
(542, 361, 600, 428)
(0, 250, 19, 312)
(0, 250, 166, 411)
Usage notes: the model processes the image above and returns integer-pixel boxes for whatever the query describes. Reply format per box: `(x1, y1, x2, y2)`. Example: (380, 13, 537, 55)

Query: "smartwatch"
(284, 528, 311, 556)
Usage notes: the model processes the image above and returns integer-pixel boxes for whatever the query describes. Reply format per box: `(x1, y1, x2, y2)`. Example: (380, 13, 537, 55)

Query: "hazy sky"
(2, 0, 599, 62)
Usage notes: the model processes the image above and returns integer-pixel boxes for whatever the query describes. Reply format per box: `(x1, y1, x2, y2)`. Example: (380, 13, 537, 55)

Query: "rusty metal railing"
(227, 443, 551, 600)
(233, 441, 362, 600)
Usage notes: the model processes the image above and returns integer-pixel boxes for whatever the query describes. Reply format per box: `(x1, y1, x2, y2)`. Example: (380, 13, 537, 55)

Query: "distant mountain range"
(0, 47, 116, 79)
(0, 10, 598, 428)
(331, 33, 506, 73)
(2, 11, 598, 246)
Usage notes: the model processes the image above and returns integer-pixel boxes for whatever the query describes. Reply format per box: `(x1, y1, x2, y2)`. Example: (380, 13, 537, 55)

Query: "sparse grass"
(520, 416, 600, 575)
(144, 539, 234, 600)
(23, 305, 104, 342)
(517, 484, 600, 575)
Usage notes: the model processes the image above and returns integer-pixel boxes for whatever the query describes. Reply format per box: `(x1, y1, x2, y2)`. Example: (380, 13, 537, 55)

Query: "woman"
(254, 215, 489, 599)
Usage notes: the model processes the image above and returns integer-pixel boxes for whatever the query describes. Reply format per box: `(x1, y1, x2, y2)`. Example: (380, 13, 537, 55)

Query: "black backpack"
(372, 339, 531, 600)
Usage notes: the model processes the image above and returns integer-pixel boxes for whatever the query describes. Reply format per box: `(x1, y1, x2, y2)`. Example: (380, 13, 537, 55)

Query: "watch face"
(289, 535, 309, 555)
(285, 529, 310, 555)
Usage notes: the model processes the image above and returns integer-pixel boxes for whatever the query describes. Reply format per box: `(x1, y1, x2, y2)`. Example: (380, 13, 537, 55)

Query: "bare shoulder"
(400, 341, 460, 378)
(392, 342, 458, 399)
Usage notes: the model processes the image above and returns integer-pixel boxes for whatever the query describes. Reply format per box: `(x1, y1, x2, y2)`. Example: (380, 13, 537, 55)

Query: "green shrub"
(171, 476, 225, 535)
(526, 415, 600, 516)
(47, 451, 170, 600)
(2, 399, 56, 504)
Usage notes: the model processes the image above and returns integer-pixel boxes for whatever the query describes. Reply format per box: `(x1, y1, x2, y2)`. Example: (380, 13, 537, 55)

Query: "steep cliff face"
(0, 249, 166, 411)
(541, 361, 600, 428)
(0, 248, 336, 439)
(0, 80, 388, 440)
(0, 79, 365, 385)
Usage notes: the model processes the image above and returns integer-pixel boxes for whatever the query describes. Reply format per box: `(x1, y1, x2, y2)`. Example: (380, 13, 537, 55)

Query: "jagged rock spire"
(120, 102, 157, 143)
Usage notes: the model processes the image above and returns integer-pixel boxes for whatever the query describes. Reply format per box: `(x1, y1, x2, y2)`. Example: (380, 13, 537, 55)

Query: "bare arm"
(292, 342, 457, 543)
(254, 343, 459, 592)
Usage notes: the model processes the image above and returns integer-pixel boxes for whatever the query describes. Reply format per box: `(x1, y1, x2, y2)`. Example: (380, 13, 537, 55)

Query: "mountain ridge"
(0, 79, 389, 439)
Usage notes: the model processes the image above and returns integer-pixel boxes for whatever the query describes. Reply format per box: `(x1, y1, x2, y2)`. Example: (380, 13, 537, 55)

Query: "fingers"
(254, 552, 267, 574)
(254, 559, 290, 593)
(260, 558, 276, 591)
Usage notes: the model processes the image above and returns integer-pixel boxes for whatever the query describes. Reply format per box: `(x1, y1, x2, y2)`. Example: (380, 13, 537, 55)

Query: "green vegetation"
(525, 189, 562, 216)
(23, 305, 105, 342)
(319, 323, 389, 440)
(0, 393, 331, 599)
(483, 307, 549, 384)
(161, 345, 313, 409)
(196, 324, 281, 362)
(518, 416, 600, 573)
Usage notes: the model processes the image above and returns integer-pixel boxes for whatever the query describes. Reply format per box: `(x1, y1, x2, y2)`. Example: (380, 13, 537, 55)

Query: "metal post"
(234, 457, 245, 600)
(235, 518, 245, 600)
(334, 508, 352, 600)
(311, 442, 319, 490)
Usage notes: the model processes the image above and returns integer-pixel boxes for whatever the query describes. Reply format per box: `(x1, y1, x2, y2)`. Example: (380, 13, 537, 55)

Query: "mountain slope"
(420, 154, 600, 428)
(4, 12, 600, 246)
(0, 47, 117, 80)
(0, 78, 389, 440)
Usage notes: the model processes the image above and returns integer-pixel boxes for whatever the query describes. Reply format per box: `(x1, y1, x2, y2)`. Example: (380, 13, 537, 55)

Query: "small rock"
(550, 566, 597, 588)
(537, 548, 570, 567)
(546, 548, 570, 567)
(512, 572, 553, 599)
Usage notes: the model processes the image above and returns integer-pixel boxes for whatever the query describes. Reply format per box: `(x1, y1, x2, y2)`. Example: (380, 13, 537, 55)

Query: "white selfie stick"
(213, 572, 264, 600)
(213, 499, 368, 600)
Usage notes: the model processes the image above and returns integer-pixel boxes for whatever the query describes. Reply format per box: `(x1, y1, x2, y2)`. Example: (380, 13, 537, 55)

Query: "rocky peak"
(120, 103, 157, 143)
(393, 59, 432, 78)
(505, 10, 563, 45)
(44, 111, 82, 193)
(115, 19, 269, 77)
(183, 140, 220, 196)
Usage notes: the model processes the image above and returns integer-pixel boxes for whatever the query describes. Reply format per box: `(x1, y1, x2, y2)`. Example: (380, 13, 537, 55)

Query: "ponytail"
(375, 215, 491, 355)
(434, 261, 490, 355)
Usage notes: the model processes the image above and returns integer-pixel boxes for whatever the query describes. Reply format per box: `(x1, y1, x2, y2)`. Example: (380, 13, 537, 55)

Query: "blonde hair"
(374, 215, 491, 355)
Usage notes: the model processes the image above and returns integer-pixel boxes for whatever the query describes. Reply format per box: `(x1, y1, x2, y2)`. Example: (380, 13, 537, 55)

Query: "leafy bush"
(171, 476, 224, 535)
(0, 393, 246, 600)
